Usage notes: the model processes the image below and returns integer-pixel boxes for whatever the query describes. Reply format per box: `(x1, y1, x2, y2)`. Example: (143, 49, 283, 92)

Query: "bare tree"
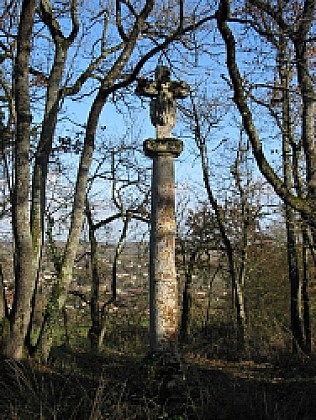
(1, 0, 216, 360)
(185, 95, 264, 353)
(85, 142, 150, 352)
(177, 202, 221, 342)
(216, 0, 315, 233)
(216, 0, 315, 354)
(3, 0, 38, 360)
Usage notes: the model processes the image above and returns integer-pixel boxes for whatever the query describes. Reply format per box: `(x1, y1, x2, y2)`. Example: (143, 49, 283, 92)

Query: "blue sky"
(0, 0, 291, 242)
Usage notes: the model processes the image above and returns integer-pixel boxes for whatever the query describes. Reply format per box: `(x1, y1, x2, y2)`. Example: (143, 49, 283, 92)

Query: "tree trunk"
(286, 208, 304, 353)
(193, 97, 247, 353)
(302, 225, 311, 353)
(86, 199, 108, 353)
(279, 40, 305, 354)
(205, 264, 222, 330)
(293, 2, 316, 244)
(216, 0, 315, 229)
(0, 264, 9, 320)
(26, 2, 79, 358)
(2, 0, 37, 360)
(35, 0, 157, 359)
(180, 268, 194, 342)
(112, 216, 130, 301)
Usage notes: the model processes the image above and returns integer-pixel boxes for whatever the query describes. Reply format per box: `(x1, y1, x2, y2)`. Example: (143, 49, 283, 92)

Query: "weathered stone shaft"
(144, 138, 183, 352)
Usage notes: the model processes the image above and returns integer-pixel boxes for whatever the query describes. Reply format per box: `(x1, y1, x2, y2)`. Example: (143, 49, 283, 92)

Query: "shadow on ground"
(0, 349, 316, 419)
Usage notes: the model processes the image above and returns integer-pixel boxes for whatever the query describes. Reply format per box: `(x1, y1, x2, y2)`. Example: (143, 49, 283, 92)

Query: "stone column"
(136, 64, 189, 359)
(144, 138, 183, 353)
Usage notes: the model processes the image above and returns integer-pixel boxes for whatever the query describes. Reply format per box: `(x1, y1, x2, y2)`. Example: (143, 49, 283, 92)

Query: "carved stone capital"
(143, 138, 183, 158)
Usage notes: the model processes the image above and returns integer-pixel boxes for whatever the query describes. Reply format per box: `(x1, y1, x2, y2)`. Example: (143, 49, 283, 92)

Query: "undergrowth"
(1, 345, 316, 420)
(1, 302, 315, 419)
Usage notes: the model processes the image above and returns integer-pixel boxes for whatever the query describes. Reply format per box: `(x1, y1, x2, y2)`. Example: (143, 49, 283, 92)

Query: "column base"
(145, 350, 186, 403)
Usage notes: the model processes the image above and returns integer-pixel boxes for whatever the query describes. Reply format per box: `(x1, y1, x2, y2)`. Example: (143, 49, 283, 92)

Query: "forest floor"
(1, 346, 316, 420)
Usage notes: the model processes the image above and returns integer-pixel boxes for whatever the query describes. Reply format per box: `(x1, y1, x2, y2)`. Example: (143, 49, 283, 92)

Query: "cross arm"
(136, 78, 190, 99)
(169, 81, 190, 99)
(135, 78, 158, 98)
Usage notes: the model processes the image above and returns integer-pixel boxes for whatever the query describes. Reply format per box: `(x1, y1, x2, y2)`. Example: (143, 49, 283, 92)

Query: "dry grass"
(1, 293, 315, 419)
(1, 342, 316, 420)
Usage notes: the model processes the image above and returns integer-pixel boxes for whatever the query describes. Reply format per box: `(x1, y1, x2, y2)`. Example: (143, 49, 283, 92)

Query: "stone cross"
(136, 66, 189, 357)
(136, 65, 189, 139)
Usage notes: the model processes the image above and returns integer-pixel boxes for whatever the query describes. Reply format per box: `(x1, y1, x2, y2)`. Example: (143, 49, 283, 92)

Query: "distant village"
(1, 240, 228, 317)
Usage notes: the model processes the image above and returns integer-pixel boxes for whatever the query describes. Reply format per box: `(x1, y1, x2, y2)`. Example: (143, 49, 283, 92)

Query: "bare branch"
(116, 0, 128, 42)
(216, 0, 313, 223)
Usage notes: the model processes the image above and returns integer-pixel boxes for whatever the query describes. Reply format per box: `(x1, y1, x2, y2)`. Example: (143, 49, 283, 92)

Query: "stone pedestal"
(144, 138, 183, 353)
